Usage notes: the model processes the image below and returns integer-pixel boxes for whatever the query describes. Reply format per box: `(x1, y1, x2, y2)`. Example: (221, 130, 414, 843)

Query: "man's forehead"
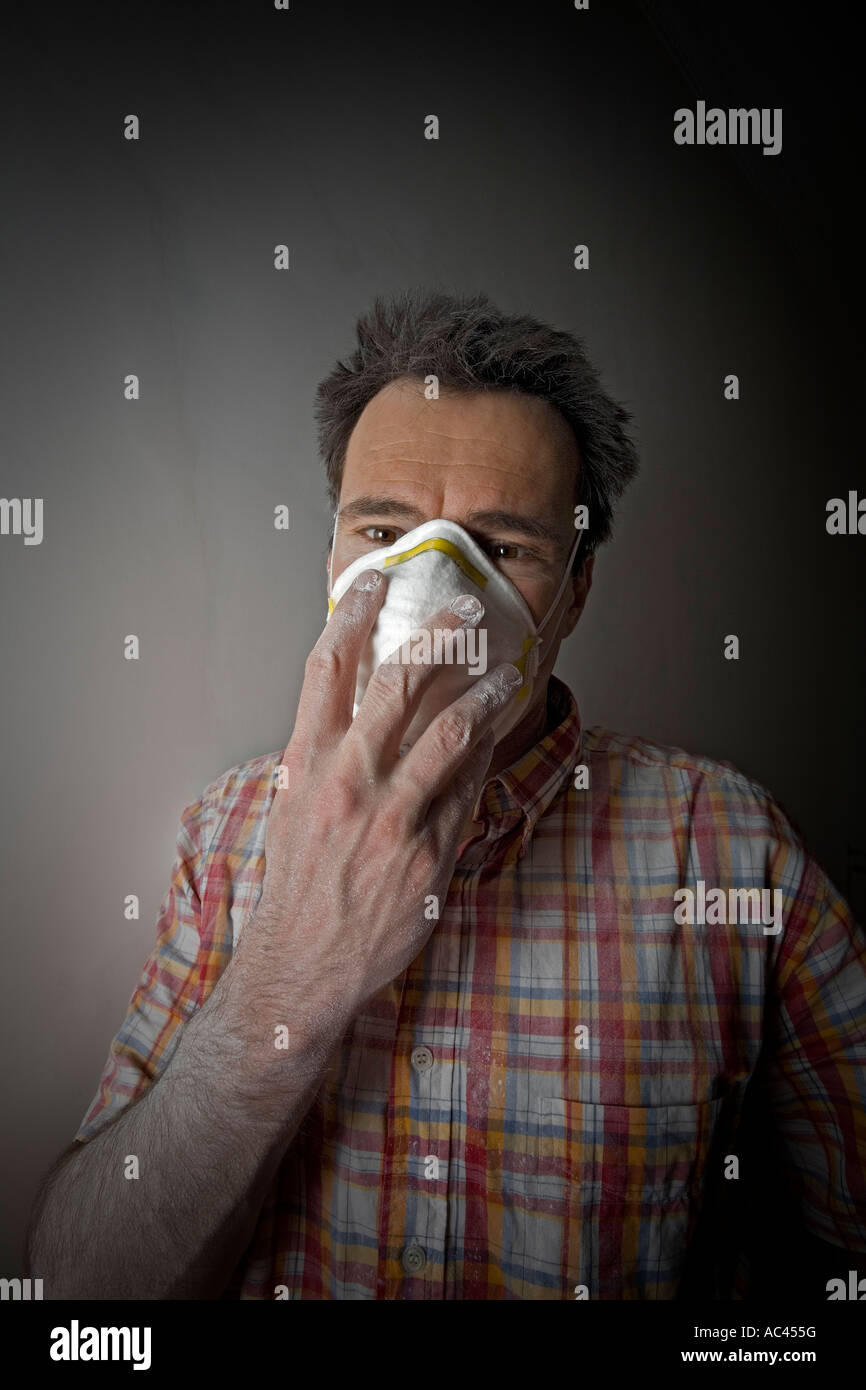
(343, 378, 580, 492)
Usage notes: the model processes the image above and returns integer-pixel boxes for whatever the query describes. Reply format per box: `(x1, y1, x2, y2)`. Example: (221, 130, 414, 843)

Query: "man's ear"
(561, 554, 594, 640)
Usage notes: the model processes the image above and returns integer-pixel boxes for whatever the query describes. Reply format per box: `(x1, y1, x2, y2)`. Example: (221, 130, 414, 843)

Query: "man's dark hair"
(315, 287, 639, 561)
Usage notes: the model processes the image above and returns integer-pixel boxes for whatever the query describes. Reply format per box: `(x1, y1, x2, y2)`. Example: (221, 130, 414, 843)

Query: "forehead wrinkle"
(356, 457, 538, 483)
(400, 427, 529, 451)
(358, 432, 528, 457)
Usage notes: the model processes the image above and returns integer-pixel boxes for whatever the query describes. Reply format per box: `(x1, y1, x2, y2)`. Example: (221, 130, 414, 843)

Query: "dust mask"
(326, 516, 583, 752)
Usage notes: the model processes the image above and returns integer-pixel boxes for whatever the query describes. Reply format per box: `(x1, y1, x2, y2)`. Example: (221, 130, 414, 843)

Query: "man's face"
(329, 376, 594, 743)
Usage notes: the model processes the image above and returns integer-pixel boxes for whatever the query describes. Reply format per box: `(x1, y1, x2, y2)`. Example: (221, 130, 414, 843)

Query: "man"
(26, 289, 866, 1300)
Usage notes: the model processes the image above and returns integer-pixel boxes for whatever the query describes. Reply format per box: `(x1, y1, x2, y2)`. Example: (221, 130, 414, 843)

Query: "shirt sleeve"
(73, 793, 210, 1143)
(763, 801, 866, 1251)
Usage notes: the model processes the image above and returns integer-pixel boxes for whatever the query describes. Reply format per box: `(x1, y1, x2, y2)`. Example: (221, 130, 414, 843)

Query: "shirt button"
(401, 1244, 427, 1274)
(411, 1045, 434, 1072)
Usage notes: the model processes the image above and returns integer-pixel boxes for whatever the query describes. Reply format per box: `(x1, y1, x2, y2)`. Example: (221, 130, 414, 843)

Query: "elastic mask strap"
(523, 529, 584, 680)
(536, 527, 584, 636)
(327, 510, 338, 596)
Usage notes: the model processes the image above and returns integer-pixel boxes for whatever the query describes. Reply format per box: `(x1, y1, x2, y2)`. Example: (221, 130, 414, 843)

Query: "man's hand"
(25, 568, 522, 1300)
(231, 567, 522, 1032)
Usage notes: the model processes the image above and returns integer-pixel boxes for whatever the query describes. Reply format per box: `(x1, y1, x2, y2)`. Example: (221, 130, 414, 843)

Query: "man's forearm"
(25, 957, 349, 1300)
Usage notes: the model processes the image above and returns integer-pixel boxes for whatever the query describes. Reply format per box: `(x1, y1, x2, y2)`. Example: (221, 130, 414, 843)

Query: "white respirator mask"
(326, 515, 583, 752)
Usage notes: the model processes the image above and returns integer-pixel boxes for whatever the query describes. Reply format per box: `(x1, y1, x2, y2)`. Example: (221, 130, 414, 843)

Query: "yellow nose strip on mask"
(383, 536, 489, 590)
(327, 535, 489, 615)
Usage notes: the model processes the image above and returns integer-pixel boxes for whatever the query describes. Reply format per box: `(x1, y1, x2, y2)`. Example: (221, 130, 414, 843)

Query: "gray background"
(1, 0, 863, 1274)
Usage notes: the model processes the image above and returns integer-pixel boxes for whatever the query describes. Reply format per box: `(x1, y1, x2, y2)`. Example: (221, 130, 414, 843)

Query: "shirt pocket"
(532, 1095, 724, 1299)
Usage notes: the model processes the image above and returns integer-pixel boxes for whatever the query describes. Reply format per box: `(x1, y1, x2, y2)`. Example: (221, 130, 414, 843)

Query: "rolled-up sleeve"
(73, 795, 208, 1143)
(764, 836, 866, 1251)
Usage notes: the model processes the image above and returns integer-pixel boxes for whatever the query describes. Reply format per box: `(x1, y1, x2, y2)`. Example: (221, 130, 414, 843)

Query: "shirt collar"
(464, 675, 582, 862)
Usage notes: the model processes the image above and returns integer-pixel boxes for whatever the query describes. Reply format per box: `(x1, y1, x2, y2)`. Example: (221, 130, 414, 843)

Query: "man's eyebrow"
(337, 497, 428, 525)
(464, 510, 560, 546)
(337, 498, 561, 547)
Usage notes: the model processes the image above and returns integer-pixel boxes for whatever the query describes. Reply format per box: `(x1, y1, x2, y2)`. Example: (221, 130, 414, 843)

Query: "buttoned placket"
(399, 1037, 442, 1294)
(388, 688, 582, 1298)
(396, 794, 529, 1296)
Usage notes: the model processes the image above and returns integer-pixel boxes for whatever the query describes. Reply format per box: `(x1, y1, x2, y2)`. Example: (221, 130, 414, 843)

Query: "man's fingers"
(347, 594, 486, 765)
(394, 662, 523, 814)
(292, 569, 387, 746)
(425, 726, 496, 848)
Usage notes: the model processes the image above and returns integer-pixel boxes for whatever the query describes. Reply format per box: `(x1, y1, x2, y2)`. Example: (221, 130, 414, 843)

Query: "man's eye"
(486, 541, 523, 561)
(362, 526, 399, 545)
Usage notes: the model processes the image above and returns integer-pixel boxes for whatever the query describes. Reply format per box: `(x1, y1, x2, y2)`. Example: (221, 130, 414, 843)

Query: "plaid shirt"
(75, 676, 866, 1299)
